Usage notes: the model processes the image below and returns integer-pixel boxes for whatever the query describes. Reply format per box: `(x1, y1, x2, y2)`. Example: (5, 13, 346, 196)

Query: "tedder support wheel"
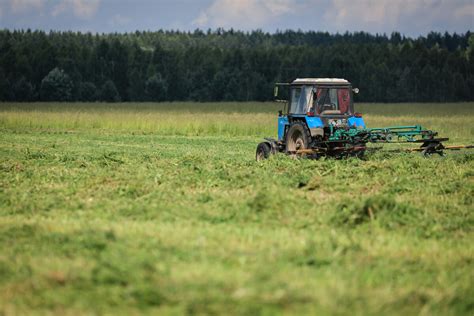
(256, 142, 272, 161)
(286, 122, 310, 155)
(352, 143, 367, 159)
(420, 140, 445, 157)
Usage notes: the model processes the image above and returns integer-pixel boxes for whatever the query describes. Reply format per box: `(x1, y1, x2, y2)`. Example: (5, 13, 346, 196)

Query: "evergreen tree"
(78, 81, 97, 101)
(100, 80, 121, 102)
(40, 68, 73, 101)
(128, 69, 146, 101)
(12, 76, 35, 101)
(0, 69, 9, 101)
(145, 74, 168, 101)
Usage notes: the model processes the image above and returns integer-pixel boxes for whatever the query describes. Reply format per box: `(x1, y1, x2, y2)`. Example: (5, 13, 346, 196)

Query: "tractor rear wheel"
(286, 123, 310, 155)
(256, 142, 272, 161)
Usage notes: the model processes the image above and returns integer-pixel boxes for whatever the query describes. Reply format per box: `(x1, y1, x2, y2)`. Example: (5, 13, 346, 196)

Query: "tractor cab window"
(313, 88, 351, 114)
(289, 85, 312, 114)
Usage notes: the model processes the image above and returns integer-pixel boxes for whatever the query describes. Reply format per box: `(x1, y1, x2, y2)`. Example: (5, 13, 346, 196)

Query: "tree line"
(0, 29, 473, 103)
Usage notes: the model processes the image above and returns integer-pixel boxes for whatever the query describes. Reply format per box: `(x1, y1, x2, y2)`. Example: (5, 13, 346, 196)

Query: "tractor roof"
(292, 78, 350, 85)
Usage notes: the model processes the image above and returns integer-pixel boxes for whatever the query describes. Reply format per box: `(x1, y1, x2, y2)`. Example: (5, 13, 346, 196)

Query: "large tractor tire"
(256, 142, 272, 161)
(285, 122, 310, 155)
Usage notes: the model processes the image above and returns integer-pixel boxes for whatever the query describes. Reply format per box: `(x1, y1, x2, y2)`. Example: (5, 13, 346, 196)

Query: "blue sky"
(0, 0, 473, 37)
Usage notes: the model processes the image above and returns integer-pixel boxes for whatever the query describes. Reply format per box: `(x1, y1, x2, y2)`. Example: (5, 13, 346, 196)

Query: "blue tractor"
(256, 78, 470, 160)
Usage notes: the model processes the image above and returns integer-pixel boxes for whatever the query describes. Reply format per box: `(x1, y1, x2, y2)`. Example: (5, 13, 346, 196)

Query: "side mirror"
(352, 88, 360, 94)
(274, 86, 279, 98)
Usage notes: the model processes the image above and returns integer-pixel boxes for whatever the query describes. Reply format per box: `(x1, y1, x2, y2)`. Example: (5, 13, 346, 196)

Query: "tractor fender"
(304, 116, 325, 137)
(348, 116, 366, 128)
(309, 127, 324, 138)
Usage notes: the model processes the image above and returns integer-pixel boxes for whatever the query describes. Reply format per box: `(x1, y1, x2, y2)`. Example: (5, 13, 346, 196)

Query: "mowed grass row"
(0, 102, 473, 315)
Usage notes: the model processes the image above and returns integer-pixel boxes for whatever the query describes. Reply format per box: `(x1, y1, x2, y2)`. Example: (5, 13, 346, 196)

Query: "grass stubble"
(0, 102, 473, 315)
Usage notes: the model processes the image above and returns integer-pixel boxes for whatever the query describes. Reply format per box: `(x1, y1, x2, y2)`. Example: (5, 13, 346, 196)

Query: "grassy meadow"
(0, 102, 473, 315)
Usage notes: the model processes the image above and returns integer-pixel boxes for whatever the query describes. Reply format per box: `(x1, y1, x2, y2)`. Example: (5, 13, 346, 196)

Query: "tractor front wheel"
(256, 142, 272, 161)
(286, 123, 310, 156)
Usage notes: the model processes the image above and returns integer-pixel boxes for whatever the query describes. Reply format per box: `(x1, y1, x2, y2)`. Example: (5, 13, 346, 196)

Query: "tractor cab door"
(289, 85, 313, 115)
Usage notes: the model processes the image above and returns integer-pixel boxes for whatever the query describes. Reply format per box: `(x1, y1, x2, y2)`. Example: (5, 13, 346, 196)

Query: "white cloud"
(325, 0, 427, 29)
(193, 0, 297, 29)
(10, 0, 44, 13)
(194, 0, 473, 34)
(454, 4, 474, 19)
(323, 0, 474, 33)
(52, 0, 100, 19)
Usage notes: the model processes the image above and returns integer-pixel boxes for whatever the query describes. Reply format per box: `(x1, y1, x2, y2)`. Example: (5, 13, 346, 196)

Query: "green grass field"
(0, 102, 473, 315)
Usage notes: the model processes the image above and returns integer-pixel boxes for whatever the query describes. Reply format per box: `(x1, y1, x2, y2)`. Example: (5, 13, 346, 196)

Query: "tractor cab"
(289, 78, 353, 116)
(276, 78, 365, 141)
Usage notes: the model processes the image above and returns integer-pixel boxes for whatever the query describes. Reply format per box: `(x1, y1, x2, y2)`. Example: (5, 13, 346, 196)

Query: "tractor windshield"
(289, 85, 352, 115)
(312, 87, 352, 115)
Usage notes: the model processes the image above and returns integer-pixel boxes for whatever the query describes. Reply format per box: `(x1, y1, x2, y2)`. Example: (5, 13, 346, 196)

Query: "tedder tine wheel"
(256, 142, 272, 161)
